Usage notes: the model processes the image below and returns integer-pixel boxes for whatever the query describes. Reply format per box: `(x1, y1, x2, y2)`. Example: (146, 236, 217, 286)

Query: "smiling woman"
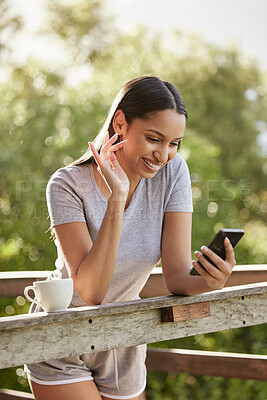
(25, 76, 237, 400)
(111, 108, 186, 186)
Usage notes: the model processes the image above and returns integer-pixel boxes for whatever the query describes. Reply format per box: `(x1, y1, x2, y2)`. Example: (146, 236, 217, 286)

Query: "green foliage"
(45, 0, 117, 63)
(146, 372, 267, 400)
(147, 324, 267, 399)
(0, 0, 267, 397)
(0, 63, 109, 271)
(0, 0, 23, 57)
(0, 297, 31, 391)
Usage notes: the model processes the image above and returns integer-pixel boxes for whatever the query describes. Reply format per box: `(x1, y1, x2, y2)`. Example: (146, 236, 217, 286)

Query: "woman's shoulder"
(149, 154, 191, 194)
(168, 153, 188, 170)
(47, 163, 93, 196)
(158, 154, 189, 180)
(48, 163, 92, 184)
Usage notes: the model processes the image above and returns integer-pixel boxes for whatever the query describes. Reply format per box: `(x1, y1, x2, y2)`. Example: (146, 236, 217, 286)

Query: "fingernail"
(194, 251, 201, 257)
(201, 245, 207, 251)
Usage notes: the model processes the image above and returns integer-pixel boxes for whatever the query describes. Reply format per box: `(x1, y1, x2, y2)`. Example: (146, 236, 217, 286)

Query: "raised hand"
(89, 131, 129, 201)
(192, 237, 236, 290)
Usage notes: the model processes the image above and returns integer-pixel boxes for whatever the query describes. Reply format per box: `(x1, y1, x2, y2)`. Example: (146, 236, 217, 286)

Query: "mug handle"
(24, 286, 38, 304)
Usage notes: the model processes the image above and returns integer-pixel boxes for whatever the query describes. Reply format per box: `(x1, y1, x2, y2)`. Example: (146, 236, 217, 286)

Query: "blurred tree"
(44, 0, 117, 64)
(0, 63, 109, 271)
(0, 0, 116, 272)
(0, 0, 23, 58)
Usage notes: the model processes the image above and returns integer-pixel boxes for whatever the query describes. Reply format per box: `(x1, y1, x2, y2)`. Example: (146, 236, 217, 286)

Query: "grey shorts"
(25, 344, 147, 399)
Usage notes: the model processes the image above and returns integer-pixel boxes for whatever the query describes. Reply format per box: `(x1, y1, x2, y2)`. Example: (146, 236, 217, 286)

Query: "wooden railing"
(1, 265, 267, 298)
(0, 266, 267, 399)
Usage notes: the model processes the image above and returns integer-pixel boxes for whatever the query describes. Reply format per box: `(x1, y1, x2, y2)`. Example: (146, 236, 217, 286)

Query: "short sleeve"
(164, 155, 193, 213)
(46, 168, 86, 227)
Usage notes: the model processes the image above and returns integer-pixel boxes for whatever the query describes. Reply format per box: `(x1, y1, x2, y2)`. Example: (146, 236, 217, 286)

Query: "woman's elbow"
(79, 290, 103, 306)
(73, 277, 104, 306)
(163, 271, 193, 296)
(166, 284, 191, 296)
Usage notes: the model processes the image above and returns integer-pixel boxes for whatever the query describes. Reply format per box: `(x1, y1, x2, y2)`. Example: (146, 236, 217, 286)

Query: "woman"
(26, 76, 236, 400)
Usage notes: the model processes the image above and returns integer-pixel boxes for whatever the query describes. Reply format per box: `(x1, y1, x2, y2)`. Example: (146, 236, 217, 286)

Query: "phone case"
(190, 229, 244, 276)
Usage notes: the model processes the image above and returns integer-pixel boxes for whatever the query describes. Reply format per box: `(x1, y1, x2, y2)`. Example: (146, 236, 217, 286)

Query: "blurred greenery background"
(0, 0, 266, 398)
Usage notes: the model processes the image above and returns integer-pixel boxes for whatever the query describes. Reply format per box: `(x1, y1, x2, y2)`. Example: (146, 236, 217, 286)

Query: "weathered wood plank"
(0, 271, 49, 297)
(0, 283, 266, 370)
(140, 265, 267, 297)
(1, 265, 267, 298)
(1, 282, 267, 331)
(146, 348, 267, 381)
(0, 389, 33, 399)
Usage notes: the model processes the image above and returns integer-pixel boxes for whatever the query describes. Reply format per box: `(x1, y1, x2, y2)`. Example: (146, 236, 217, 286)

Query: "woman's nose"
(153, 146, 169, 163)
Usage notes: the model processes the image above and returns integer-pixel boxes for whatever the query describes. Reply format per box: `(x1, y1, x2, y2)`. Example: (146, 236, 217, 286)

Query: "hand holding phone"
(190, 229, 244, 276)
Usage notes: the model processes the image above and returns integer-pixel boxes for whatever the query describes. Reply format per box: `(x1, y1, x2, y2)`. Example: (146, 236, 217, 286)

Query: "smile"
(143, 158, 161, 170)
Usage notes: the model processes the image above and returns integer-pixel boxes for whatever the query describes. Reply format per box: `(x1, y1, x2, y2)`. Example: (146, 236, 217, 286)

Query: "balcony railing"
(0, 265, 266, 399)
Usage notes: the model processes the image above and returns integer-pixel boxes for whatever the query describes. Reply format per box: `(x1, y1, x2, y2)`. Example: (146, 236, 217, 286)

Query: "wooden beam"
(0, 271, 49, 297)
(0, 389, 33, 399)
(1, 265, 266, 298)
(140, 265, 267, 297)
(0, 346, 266, 400)
(0, 283, 266, 370)
(146, 348, 267, 381)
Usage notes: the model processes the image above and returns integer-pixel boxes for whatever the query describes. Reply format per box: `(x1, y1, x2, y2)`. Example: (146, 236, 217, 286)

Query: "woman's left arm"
(161, 212, 236, 295)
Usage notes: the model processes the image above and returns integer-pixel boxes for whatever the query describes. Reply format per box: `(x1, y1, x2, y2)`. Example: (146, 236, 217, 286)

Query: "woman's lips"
(142, 158, 161, 171)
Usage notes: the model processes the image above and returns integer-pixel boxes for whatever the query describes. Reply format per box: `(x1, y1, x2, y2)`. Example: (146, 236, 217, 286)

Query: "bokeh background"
(0, 0, 267, 398)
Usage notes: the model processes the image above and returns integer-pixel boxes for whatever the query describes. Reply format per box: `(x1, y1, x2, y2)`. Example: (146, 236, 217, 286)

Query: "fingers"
(89, 131, 128, 178)
(198, 246, 225, 272)
(89, 132, 123, 163)
(104, 131, 110, 145)
(224, 237, 236, 266)
(101, 132, 119, 154)
(89, 142, 102, 167)
(101, 134, 118, 161)
(192, 259, 219, 282)
(194, 250, 223, 279)
(101, 132, 127, 153)
(108, 139, 128, 153)
(91, 132, 127, 164)
(193, 237, 237, 290)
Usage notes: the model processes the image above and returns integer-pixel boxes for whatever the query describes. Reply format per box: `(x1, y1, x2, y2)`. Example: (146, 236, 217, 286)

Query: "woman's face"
(116, 109, 186, 182)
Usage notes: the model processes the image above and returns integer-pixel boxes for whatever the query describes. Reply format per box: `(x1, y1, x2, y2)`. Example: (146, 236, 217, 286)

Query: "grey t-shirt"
(46, 154, 193, 306)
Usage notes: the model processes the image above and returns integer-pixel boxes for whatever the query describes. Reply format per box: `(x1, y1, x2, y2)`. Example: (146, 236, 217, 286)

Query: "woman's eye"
(171, 141, 181, 149)
(147, 137, 160, 143)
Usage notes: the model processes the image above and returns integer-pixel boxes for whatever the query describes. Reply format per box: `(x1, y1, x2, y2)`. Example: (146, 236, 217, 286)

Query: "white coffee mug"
(24, 278, 73, 313)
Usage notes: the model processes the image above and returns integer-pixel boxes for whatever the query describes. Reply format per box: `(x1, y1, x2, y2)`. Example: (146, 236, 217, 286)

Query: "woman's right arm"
(54, 198, 125, 305)
(53, 132, 129, 305)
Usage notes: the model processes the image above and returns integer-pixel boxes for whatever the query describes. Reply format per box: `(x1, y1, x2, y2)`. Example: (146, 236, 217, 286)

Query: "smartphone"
(190, 228, 244, 276)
